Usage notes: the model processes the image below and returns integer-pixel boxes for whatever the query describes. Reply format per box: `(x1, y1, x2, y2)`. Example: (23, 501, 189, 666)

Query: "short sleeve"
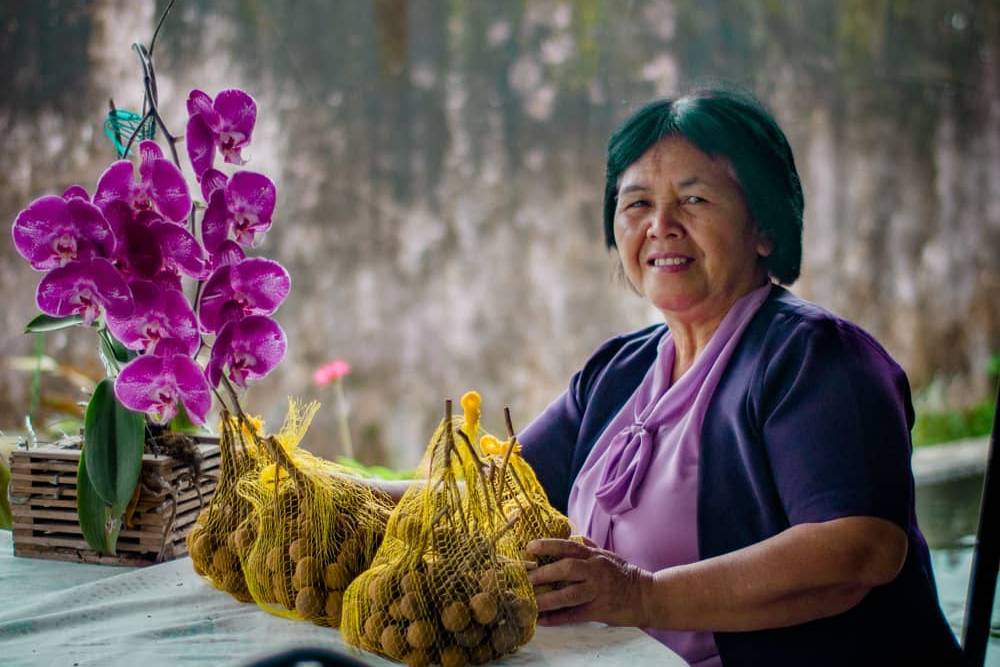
(757, 317, 915, 529)
(518, 375, 585, 514)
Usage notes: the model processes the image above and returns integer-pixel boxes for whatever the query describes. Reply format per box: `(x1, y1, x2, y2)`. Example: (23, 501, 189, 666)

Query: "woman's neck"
(662, 280, 770, 383)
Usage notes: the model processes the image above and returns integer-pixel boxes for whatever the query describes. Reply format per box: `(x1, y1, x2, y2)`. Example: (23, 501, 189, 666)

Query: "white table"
(0, 530, 685, 667)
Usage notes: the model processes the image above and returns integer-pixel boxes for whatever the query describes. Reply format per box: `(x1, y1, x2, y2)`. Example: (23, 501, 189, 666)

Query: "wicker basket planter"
(9, 435, 219, 566)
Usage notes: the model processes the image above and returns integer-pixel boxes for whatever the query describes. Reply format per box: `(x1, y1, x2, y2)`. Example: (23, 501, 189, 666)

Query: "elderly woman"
(514, 89, 961, 666)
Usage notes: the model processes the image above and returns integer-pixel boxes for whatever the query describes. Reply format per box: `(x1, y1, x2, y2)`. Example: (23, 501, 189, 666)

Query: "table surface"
(0, 530, 686, 667)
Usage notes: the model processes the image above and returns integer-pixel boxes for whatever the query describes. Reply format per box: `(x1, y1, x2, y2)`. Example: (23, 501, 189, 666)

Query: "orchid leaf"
(77, 454, 121, 554)
(0, 457, 12, 529)
(25, 313, 84, 333)
(83, 378, 145, 515)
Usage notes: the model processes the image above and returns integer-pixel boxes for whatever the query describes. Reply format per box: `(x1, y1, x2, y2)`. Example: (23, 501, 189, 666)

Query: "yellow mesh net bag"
(186, 409, 267, 602)
(235, 401, 393, 627)
(342, 393, 565, 667)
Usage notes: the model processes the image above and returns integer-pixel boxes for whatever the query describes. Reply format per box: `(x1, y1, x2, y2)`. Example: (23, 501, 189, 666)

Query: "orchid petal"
(93, 161, 136, 216)
(148, 159, 192, 222)
(166, 354, 211, 424)
(186, 113, 215, 180)
(62, 185, 89, 201)
(139, 140, 164, 182)
(214, 89, 257, 140)
(119, 219, 164, 280)
(230, 258, 290, 314)
(200, 168, 228, 201)
(114, 355, 165, 415)
(186, 89, 219, 128)
(201, 189, 230, 254)
(197, 265, 234, 333)
(211, 240, 246, 269)
(152, 220, 209, 279)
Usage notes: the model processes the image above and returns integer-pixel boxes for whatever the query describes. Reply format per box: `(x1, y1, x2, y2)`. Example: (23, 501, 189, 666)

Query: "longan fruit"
(403, 649, 431, 667)
(441, 601, 471, 633)
(266, 546, 283, 573)
(295, 586, 324, 619)
(380, 625, 408, 660)
(368, 574, 395, 606)
(549, 516, 572, 539)
(212, 545, 238, 574)
(191, 533, 213, 566)
(491, 623, 519, 654)
(469, 592, 498, 625)
(453, 623, 484, 648)
(325, 590, 344, 620)
(440, 645, 468, 667)
(337, 538, 359, 566)
(388, 598, 406, 621)
(518, 622, 534, 645)
(364, 612, 388, 644)
(273, 574, 295, 609)
(288, 538, 305, 561)
(468, 643, 493, 665)
(406, 620, 435, 649)
(508, 596, 535, 627)
(399, 593, 423, 621)
(233, 525, 255, 552)
(401, 570, 426, 595)
(324, 562, 350, 590)
(295, 556, 323, 588)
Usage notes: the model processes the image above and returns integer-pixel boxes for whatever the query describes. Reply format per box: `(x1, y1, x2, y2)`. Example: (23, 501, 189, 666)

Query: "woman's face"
(613, 136, 771, 324)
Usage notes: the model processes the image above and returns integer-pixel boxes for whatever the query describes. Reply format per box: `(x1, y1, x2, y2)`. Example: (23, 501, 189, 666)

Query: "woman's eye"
(682, 195, 705, 205)
(625, 199, 648, 210)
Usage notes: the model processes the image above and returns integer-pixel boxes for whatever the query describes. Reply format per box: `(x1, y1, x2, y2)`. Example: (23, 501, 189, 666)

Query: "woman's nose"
(646, 206, 681, 239)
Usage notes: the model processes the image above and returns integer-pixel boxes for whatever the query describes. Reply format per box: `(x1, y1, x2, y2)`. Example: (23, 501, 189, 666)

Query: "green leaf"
(83, 378, 146, 515)
(24, 313, 84, 333)
(77, 454, 121, 554)
(168, 404, 206, 434)
(0, 457, 12, 530)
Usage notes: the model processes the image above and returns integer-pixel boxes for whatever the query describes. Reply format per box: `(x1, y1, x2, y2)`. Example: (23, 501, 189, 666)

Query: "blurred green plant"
(334, 456, 415, 481)
(912, 398, 996, 447)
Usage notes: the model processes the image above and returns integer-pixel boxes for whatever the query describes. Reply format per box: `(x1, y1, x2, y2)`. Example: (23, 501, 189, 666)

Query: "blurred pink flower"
(313, 359, 351, 386)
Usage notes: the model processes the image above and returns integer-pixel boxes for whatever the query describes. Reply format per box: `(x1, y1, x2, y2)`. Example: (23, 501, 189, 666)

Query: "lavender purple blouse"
(519, 286, 961, 666)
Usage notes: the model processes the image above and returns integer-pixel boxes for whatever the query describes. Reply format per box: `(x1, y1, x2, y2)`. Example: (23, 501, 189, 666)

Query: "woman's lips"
(646, 255, 694, 273)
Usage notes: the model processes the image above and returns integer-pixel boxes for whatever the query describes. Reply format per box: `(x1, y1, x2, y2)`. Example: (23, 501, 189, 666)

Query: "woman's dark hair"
(603, 88, 804, 284)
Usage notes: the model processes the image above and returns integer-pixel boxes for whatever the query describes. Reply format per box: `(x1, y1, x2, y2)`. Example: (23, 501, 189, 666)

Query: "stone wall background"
(1, 0, 997, 464)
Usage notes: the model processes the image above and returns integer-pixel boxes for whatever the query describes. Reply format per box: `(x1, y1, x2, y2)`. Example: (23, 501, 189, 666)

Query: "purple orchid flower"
(201, 170, 277, 252)
(105, 281, 201, 357)
(198, 258, 290, 333)
(115, 353, 211, 425)
(186, 89, 257, 180)
(93, 140, 192, 223)
(12, 195, 116, 271)
(114, 210, 209, 284)
(35, 257, 134, 325)
(206, 315, 286, 388)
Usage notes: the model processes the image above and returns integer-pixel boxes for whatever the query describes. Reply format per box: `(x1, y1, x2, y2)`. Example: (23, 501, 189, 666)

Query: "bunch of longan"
(345, 514, 538, 667)
(244, 489, 385, 627)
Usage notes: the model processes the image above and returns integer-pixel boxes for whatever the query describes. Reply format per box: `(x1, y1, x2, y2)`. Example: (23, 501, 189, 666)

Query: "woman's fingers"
(534, 580, 594, 613)
(527, 537, 593, 559)
(528, 555, 586, 587)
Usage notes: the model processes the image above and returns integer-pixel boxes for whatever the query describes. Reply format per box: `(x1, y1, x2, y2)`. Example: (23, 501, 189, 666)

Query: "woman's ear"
(755, 229, 773, 258)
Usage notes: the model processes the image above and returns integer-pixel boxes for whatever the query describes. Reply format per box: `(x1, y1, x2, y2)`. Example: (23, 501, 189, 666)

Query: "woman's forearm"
(642, 516, 908, 632)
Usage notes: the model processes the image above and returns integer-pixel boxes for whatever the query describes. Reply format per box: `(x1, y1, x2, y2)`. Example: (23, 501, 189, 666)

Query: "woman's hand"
(526, 537, 654, 628)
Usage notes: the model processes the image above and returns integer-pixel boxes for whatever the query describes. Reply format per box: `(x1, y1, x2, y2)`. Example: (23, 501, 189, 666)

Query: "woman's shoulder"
(586, 322, 667, 370)
(756, 286, 906, 379)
